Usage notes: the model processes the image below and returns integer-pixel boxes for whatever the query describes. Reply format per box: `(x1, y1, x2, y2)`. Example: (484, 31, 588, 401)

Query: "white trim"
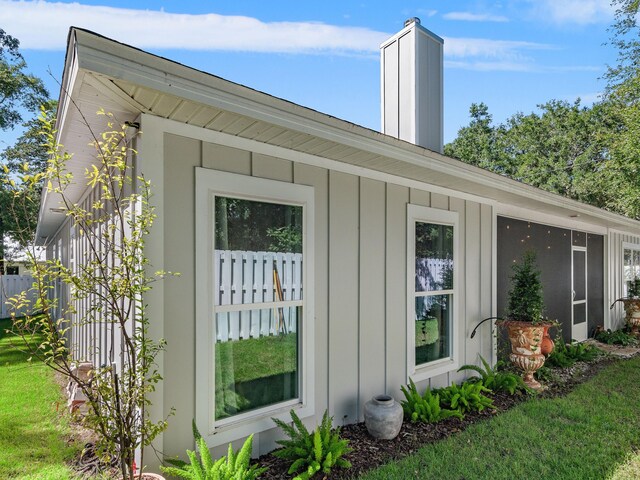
(571, 246, 588, 342)
(604, 233, 611, 330)
(215, 299, 303, 314)
(622, 242, 640, 298)
(496, 204, 608, 236)
(491, 208, 498, 365)
(142, 114, 495, 207)
(406, 204, 460, 382)
(137, 114, 166, 470)
(195, 168, 315, 448)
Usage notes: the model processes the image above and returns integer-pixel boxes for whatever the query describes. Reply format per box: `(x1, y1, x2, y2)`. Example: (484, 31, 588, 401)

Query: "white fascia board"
(70, 29, 640, 234)
(35, 32, 82, 245)
(495, 203, 609, 235)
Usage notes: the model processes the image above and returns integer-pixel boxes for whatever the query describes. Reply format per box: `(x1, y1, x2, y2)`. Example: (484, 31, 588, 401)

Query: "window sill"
(409, 356, 459, 383)
(204, 401, 314, 448)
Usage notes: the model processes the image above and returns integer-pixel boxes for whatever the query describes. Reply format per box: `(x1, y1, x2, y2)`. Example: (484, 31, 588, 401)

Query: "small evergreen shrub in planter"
(498, 251, 554, 390)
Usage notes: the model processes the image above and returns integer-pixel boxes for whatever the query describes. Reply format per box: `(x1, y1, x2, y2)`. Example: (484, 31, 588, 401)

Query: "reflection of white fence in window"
(415, 258, 453, 292)
(0, 275, 36, 318)
(215, 250, 303, 342)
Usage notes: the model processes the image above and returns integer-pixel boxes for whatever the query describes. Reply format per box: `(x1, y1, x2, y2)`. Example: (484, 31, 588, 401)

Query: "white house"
(36, 20, 640, 469)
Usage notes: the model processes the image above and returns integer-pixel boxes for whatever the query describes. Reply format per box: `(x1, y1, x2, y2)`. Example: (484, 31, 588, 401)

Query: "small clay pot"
(364, 395, 403, 440)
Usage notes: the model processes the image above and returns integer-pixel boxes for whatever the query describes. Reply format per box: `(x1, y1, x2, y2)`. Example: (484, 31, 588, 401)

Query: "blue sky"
(0, 0, 618, 150)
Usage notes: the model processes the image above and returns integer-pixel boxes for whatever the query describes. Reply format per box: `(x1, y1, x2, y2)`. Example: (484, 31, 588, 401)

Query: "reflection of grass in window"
(215, 333, 298, 420)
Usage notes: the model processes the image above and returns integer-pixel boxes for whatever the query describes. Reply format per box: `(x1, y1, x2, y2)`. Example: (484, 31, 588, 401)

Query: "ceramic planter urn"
(363, 395, 403, 440)
(501, 320, 551, 390)
(623, 299, 640, 334)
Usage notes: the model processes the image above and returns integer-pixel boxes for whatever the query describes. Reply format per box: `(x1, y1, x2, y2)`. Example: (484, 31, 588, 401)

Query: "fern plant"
(400, 378, 463, 422)
(546, 339, 600, 368)
(458, 355, 527, 395)
(436, 381, 494, 414)
(161, 420, 266, 480)
(595, 328, 639, 346)
(272, 410, 352, 480)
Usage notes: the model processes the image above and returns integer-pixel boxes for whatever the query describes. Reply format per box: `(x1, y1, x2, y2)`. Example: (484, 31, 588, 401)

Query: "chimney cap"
(404, 17, 421, 27)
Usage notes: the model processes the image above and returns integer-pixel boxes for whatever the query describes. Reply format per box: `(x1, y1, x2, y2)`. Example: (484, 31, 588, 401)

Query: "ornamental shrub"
(272, 410, 351, 480)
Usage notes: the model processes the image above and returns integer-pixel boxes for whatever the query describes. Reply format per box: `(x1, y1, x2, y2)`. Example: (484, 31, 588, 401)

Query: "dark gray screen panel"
(573, 250, 586, 302)
(587, 234, 605, 334)
(572, 231, 586, 247)
(497, 217, 572, 341)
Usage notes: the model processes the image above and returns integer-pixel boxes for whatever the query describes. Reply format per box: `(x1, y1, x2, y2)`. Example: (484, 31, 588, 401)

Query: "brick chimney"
(380, 17, 444, 153)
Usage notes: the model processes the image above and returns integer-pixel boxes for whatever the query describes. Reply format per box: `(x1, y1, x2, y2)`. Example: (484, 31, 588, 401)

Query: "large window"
(407, 205, 459, 381)
(214, 197, 302, 421)
(196, 168, 314, 445)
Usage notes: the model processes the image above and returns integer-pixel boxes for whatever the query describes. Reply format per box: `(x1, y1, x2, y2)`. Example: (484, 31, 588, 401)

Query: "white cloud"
(445, 60, 532, 72)
(444, 37, 552, 61)
(530, 0, 614, 25)
(0, 0, 577, 73)
(416, 9, 438, 18)
(443, 12, 509, 22)
(446, 60, 601, 73)
(0, 0, 388, 53)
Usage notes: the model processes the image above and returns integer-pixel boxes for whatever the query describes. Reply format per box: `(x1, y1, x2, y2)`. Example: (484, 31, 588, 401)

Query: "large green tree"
(446, 1, 640, 220)
(602, 0, 640, 218)
(445, 100, 615, 212)
(0, 29, 48, 130)
(0, 30, 50, 273)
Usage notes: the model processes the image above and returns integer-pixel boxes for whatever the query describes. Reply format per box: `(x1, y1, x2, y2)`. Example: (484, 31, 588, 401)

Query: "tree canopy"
(0, 30, 51, 271)
(0, 29, 49, 130)
(445, 0, 640, 220)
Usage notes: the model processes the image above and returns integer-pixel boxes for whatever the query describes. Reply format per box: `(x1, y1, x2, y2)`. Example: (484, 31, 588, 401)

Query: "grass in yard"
(358, 356, 640, 480)
(0, 317, 79, 479)
(215, 333, 297, 420)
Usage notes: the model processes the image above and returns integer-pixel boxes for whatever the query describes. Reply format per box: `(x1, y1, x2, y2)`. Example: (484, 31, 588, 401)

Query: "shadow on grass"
(216, 370, 298, 420)
(0, 318, 41, 366)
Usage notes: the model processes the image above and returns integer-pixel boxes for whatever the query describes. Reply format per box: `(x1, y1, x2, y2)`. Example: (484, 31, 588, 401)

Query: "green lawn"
(215, 333, 298, 420)
(357, 356, 640, 480)
(0, 317, 79, 479)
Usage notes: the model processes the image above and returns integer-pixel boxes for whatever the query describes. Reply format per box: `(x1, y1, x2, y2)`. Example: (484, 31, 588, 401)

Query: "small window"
(407, 205, 459, 381)
(624, 244, 640, 295)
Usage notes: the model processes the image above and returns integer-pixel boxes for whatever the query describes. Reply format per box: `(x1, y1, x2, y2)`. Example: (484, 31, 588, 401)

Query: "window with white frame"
(624, 243, 640, 296)
(195, 168, 314, 441)
(407, 204, 459, 380)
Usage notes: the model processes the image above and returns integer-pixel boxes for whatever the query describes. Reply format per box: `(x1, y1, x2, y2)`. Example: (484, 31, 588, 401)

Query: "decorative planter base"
(364, 395, 403, 440)
(509, 353, 545, 390)
(500, 320, 551, 390)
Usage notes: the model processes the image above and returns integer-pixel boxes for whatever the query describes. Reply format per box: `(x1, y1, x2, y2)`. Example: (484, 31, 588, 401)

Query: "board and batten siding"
(159, 132, 495, 458)
(609, 231, 640, 330)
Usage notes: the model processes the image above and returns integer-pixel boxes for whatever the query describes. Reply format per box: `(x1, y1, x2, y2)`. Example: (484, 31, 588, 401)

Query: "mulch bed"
(257, 354, 620, 480)
(67, 348, 627, 479)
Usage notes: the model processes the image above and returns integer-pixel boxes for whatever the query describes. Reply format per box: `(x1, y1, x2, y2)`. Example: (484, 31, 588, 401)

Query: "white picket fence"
(0, 274, 36, 318)
(215, 250, 303, 342)
(415, 258, 453, 292)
